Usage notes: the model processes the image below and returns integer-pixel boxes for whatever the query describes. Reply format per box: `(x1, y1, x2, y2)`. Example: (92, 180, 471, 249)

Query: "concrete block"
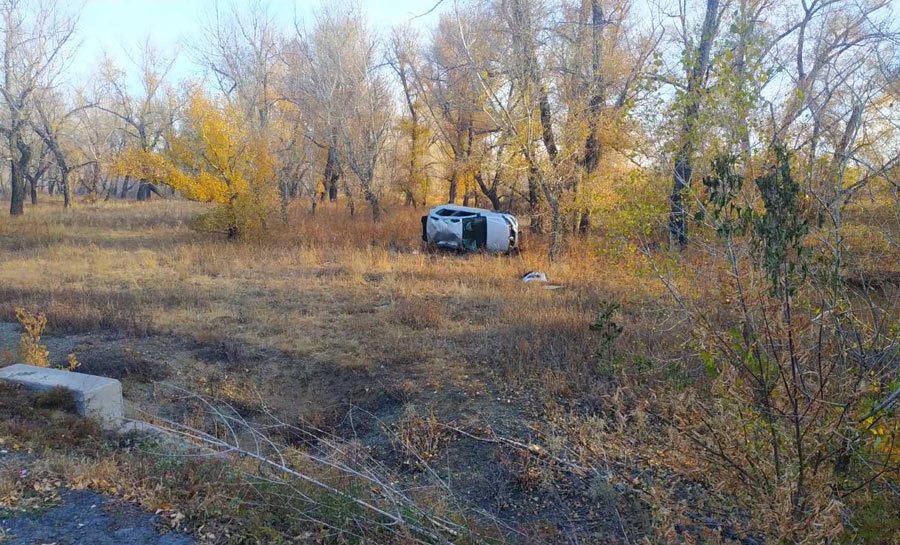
(0, 364, 124, 427)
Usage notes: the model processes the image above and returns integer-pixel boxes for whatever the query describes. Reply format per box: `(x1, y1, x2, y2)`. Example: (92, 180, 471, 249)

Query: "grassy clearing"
(2, 193, 899, 543)
(0, 199, 668, 420)
(0, 198, 675, 542)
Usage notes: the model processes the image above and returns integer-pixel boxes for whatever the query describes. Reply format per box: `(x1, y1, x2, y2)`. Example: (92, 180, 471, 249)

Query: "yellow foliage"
(64, 353, 82, 372)
(14, 308, 49, 368)
(111, 93, 277, 236)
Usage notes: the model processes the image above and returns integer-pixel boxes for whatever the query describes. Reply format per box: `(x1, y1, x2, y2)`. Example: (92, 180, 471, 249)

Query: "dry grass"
(0, 198, 676, 540)
(5, 193, 898, 543)
(0, 197, 671, 541)
(0, 382, 100, 450)
(0, 199, 667, 418)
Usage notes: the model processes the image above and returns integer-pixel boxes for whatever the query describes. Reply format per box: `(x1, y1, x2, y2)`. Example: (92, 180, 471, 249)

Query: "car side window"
(435, 208, 455, 217)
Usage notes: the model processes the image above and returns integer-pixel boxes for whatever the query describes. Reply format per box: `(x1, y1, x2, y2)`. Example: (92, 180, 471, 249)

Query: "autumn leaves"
(112, 94, 276, 238)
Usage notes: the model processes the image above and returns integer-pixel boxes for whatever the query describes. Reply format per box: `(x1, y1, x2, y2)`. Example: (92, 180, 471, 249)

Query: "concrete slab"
(0, 364, 124, 427)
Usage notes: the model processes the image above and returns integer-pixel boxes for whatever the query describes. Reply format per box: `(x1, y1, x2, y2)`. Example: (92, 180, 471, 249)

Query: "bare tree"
(283, 10, 346, 205)
(1, 0, 78, 215)
(95, 40, 177, 200)
(388, 25, 431, 208)
(289, 7, 393, 221)
(193, 0, 281, 133)
(32, 92, 95, 207)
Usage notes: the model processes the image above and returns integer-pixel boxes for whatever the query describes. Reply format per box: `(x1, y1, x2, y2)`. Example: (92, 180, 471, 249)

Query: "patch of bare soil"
(0, 487, 195, 545)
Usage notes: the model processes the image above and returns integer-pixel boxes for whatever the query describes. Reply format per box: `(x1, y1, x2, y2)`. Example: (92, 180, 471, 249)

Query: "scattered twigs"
(438, 423, 590, 475)
(139, 385, 472, 545)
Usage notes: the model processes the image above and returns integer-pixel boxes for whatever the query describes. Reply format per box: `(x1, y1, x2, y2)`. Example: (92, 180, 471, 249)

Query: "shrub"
(15, 307, 50, 367)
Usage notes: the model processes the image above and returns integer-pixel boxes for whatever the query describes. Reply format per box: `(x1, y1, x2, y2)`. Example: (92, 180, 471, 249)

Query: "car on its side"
(421, 204, 519, 253)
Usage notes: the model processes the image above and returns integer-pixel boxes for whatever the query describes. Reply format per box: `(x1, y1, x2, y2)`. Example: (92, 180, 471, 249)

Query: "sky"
(70, 0, 445, 84)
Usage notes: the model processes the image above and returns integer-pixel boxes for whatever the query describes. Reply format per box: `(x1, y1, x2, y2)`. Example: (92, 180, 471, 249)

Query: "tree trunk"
(549, 201, 562, 262)
(485, 190, 501, 210)
(667, 0, 720, 248)
(448, 171, 458, 203)
(62, 171, 72, 208)
(669, 147, 692, 247)
(9, 159, 26, 215)
(281, 191, 289, 225)
(119, 177, 131, 198)
(324, 145, 341, 201)
(528, 167, 542, 233)
(324, 132, 341, 202)
(279, 179, 293, 225)
(578, 211, 591, 234)
(136, 182, 162, 201)
(474, 172, 502, 210)
(578, 0, 605, 235)
(511, 0, 558, 242)
(368, 194, 380, 222)
(9, 138, 31, 216)
(328, 177, 339, 200)
(408, 118, 419, 208)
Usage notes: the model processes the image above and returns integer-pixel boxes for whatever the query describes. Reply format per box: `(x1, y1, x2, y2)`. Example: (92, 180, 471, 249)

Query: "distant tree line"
(0, 0, 896, 256)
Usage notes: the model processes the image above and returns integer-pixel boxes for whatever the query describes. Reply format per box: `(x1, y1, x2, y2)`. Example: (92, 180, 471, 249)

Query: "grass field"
(0, 198, 687, 542)
(3, 195, 898, 543)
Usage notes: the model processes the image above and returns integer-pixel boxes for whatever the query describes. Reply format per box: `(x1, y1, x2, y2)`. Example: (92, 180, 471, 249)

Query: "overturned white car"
(421, 205, 520, 253)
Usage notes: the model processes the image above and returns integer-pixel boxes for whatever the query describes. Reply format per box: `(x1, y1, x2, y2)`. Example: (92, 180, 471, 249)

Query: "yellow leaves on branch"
(111, 93, 277, 236)
(110, 148, 178, 192)
(15, 308, 49, 368)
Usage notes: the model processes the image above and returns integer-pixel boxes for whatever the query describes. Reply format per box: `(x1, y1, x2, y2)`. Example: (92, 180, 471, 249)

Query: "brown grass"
(0, 197, 669, 541)
(0, 382, 100, 450)
(4, 193, 898, 543)
(0, 199, 667, 416)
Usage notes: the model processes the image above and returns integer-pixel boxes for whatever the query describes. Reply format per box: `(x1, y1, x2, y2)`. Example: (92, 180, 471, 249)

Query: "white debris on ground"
(521, 271, 548, 283)
(522, 271, 564, 290)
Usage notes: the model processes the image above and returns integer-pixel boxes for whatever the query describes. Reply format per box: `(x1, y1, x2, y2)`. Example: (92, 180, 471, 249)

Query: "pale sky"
(70, 0, 444, 84)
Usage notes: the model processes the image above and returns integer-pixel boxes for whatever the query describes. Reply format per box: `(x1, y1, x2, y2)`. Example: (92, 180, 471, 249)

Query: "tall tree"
(291, 7, 393, 221)
(1, 0, 78, 215)
(96, 40, 177, 200)
(32, 93, 95, 208)
(667, 0, 722, 247)
(388, 26, 432, 208)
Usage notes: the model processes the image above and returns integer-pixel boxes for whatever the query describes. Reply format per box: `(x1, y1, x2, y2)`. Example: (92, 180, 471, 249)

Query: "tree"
(667, 0, 722, 247)
(32, 93, 95, 208)
(1, 0, 78, 215)
(96, 40, 178, 200)
(422, 11, 496, 208)
(71, 86, 120, 201)
(282, 9, 345, 204)
(293, 7, 393, 221)
(388, 26, 433, 208)
(112, 93, 276, 238)
(193, 0, 307, 221)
